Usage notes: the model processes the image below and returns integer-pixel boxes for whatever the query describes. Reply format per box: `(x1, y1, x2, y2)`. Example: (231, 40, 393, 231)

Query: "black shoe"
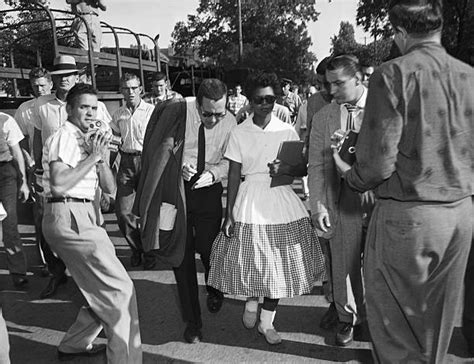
(37, 266, 52, 278)
(39, 275, 67, 299)
(320, 302, 338, 330)
(183, 325, 202, 344)
(143, 254, 156, 270)
(335, 322, 354, 346)
(57, 343, 106, 361)
(462, 318, 474, 356)
(130, 250, 142, 267)
(207, 292, 224, 313)
(12, 275, 28, 289)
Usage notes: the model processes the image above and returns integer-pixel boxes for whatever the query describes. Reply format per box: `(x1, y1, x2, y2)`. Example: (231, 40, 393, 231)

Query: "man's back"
(357, 42, 473, 202)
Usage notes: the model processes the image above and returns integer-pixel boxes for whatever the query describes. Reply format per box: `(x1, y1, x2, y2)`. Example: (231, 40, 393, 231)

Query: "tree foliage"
(1, 1, 74, 69)
(356, 0, 474, 65)
(330, 21, 392, 66)
(171, 0, 320, 84)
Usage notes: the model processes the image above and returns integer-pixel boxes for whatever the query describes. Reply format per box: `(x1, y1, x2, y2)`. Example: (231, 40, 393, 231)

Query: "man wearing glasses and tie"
(134, 79, 236, 344)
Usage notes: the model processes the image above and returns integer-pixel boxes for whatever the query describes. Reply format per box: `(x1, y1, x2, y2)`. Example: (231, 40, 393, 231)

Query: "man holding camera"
(308, 55, 370, 346)
(33, 55, 111, 299)
(42, 83, 141, 362)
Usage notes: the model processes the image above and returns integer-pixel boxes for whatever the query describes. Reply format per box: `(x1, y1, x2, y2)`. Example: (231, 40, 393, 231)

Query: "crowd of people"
(0, 0, 473, 363)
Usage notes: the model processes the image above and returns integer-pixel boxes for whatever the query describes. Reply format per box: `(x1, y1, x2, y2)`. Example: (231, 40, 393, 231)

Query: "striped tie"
(344, 104, 358, 131)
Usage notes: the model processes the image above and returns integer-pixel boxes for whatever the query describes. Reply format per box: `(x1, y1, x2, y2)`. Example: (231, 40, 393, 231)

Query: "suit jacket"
(308, 102, 344, 240)
(133, 99, 187, 267)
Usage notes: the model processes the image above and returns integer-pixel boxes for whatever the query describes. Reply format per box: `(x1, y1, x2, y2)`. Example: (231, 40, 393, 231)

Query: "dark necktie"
(197, 122, 205, 175)
(344, 104, 358, 131)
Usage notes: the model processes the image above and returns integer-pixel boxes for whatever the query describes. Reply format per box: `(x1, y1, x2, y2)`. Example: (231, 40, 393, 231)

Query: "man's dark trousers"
(173, 182, 223, 329)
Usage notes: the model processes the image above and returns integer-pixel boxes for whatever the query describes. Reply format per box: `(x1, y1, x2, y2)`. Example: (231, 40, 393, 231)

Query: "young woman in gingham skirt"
(208, 72, 325, 345)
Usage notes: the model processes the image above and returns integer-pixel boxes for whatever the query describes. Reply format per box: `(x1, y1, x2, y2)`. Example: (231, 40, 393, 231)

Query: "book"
(270, 140, 305, 188)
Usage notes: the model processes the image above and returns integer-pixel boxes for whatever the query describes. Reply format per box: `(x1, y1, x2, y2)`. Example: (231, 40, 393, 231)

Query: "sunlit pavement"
(1, 181, 472, 363)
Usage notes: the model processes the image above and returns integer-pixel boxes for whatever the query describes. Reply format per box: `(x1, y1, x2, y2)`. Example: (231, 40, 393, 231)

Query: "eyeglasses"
(252, 95, 277, 105)
(201, 111, 227, 119)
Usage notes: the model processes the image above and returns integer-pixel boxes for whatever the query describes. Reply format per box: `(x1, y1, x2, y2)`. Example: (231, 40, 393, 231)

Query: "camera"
(330, 129, 358, 166)
(85, 120, 121, 152)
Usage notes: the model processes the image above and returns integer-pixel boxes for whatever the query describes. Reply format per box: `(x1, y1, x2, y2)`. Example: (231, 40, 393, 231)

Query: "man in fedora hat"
(32, 55, 111, 299)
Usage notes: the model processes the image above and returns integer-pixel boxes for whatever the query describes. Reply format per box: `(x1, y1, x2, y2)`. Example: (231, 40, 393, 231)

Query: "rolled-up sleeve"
(345, 69, 404, 192)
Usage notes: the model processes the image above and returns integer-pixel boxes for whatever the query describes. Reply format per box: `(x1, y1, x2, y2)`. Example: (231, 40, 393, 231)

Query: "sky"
(41, 0, 371, 61)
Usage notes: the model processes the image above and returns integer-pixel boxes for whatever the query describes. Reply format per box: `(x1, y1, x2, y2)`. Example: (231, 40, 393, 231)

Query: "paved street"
(1, 183, 473, 363)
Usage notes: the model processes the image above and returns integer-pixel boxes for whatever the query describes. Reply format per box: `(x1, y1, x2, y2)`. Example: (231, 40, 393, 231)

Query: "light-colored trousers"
(0, 307, 10, 364)
(365, 197, 472, 364)
(43, 201, 142, 364)
(331, 183, 365, 324)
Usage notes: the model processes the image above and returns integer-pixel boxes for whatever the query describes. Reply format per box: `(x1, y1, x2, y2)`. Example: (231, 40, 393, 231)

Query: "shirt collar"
(342, 86, 367, 111)
(64, 120, 85, 136)
(405, 40, 444, 55)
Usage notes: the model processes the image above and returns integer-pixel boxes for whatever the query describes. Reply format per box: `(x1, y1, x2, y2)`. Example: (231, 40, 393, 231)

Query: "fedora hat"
(50, 55, 78, 75)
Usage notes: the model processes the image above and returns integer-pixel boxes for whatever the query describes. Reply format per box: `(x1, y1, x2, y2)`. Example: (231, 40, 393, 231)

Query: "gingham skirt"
(208, 175, 325, 298)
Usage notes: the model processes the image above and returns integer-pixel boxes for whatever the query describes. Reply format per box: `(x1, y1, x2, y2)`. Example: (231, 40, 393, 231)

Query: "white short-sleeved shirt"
(225, 114, 298, 176)
(34, 93, 112, 144)
(110, 99, 154, 153)
(14, 98, 36, 153)
(42, 121, 98, 200)
(183, 97, 236, 182)
(0, 112, 24, 162)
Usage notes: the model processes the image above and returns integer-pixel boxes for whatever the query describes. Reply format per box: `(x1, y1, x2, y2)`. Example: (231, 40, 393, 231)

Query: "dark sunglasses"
(252, 95, 277, 105)
(201, 110, 227, 119)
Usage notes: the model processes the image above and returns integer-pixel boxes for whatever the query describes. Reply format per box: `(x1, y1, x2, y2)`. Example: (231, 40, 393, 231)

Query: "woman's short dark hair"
(326, 55, 362, 79)
(389, 0, 443, 36)
(196, 79, 227, 105)
(245, 72, 280, 100)
(66, 83, 97, 107)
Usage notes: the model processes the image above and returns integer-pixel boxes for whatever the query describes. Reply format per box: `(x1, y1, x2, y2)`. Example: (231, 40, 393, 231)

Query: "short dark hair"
(389, 0, 443, 35)
(196, 79, 227, 105)
(326, 55, 362, 78)
(280, 78, 292, 88)
(66, 83, 97, 107)
(152, 71, 167, 82)
(316, 57, 331, 75)
(29, 67, 51, 81)
(121, 72, 141, 86)
(245, 72, 280, 100)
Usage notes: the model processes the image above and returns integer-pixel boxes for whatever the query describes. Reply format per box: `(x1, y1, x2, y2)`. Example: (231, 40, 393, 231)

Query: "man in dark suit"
(135, 79, 236, 344)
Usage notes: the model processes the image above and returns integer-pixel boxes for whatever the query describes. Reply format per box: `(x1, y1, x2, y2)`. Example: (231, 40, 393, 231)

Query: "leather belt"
(46, 197, 92, 203)
(120, 151, 142, 156)
(77, 11, 99, 16)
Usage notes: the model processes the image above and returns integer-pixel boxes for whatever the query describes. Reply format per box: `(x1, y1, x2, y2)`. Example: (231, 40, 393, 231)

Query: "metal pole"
(237, 0, 243, 63)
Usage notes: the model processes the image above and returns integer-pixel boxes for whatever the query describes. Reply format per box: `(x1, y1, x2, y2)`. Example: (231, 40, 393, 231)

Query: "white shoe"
(242, 307, 258, 329)
(257, 324, 282, 345)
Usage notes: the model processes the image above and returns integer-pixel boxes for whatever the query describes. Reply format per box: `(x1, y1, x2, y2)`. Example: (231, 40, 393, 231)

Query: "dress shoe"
(57, 343, 106, 361)
(40, 275, 67, 299)
(335, 322, 354, 346)
(257, 324, 282, 345)
(320, 302, 339, 330)
(462, 318, 474, 356)
(130, 250, 142, 267)
(183, 325, 202, 344)
(242, 307, 258, 329)
(37, 266, 52, 277)
(12, 275, 28, 289)
(206, 292, 224, 313)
